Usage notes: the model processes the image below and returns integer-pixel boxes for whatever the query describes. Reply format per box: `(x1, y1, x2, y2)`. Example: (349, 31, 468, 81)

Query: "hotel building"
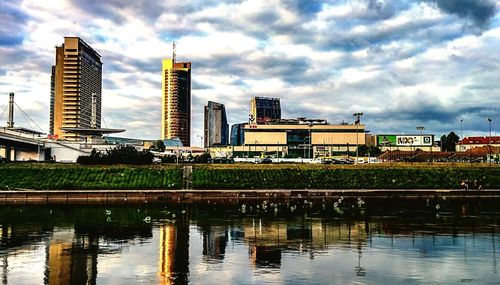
(50, 37, 102, 140)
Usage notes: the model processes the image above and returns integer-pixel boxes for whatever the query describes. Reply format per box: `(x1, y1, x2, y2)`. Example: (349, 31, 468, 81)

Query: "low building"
(457, 136, 500, 152)
(376, 134, 440, 152)
(211, 118, 367, 158)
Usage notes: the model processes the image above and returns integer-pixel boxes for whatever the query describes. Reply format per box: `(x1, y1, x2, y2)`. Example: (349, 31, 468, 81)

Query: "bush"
(77, 145, 154, 165)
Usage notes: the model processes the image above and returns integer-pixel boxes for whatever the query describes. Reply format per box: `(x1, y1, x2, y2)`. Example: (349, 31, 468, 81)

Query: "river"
(0, 197, 499, 284)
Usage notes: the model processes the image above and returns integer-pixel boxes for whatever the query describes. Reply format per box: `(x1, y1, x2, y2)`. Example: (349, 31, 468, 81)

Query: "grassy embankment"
(192, 163, 500, 189)
(0, 163, 183, 190)
(1, 162, 499, 190)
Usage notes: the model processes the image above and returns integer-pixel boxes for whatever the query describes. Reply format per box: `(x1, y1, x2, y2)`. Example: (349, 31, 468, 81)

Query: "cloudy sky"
(0, 0, 499, 145)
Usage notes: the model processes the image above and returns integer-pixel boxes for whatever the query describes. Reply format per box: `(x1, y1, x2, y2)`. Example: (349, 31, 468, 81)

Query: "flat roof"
(4, 127, 45, 135)
(61, 127, 125, 135)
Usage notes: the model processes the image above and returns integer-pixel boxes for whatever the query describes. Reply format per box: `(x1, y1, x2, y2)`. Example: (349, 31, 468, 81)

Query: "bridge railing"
(0, 127, 44, 141)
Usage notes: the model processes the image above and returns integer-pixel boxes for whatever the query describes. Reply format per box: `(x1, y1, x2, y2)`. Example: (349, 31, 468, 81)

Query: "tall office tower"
(50, 37, 102, 140)
(230, 123, 246, 146)
(162, 46, 191, 146)
(204, 101, 229, 147)
(250, 97, 281, 124)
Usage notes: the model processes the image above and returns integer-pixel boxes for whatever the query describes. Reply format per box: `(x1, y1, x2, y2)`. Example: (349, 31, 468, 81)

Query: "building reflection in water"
(202, 226, 228, 263)
(158, 218, 190, 284)
(0, 202, 499, 284)
(44, 230, 99, 285)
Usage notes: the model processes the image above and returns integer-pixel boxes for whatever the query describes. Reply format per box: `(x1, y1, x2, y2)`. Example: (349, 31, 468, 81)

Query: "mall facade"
(213, 118, 367, 158)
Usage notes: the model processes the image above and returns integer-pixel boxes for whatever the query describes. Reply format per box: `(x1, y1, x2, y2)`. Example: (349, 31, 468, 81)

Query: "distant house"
(457, 136, 500, 152)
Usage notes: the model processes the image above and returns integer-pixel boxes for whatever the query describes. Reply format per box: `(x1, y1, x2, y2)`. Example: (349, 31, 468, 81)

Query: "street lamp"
(197, 135, 203, 149)
(488, 117, 492, 166)
(353, 113, 364, 163)
(308, 122, 313, 159)
(460, 118, 463, 152)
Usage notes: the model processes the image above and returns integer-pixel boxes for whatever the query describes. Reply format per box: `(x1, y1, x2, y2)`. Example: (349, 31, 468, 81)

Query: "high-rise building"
(50, 37, 102, 140)
(230, 123, 246, 146)
(204, 101, 229, 147)
(161, 53, 191, 146)
(250, 97, 281, 124)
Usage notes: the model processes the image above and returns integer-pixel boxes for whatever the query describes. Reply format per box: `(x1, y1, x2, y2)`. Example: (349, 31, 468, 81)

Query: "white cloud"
(0, 0, 499, 145)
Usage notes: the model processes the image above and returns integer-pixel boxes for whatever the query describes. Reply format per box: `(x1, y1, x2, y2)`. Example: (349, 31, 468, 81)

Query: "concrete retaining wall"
(0, 189, 499, 206)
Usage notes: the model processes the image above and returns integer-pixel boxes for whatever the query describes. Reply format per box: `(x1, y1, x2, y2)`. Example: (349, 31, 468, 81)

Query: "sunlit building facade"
(50, 37, 102, 140)
(161, 58, 191, 146)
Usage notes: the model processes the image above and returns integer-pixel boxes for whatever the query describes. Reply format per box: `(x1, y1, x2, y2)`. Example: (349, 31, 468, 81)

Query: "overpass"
(0, 127, 47, 161)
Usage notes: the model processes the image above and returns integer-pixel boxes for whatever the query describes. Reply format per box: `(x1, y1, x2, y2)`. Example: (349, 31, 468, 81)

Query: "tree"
(150, 140, 165, 152)
(357, 145, 382, 157)
(77, 145, 154, 165)
(440, 132, 459, 152)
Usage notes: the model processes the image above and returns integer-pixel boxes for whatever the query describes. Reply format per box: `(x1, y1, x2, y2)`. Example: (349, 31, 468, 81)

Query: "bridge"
(0, 127, 47, 161)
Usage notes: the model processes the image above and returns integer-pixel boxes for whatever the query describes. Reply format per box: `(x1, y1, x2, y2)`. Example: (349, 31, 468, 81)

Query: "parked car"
(257, 157, 273, 164)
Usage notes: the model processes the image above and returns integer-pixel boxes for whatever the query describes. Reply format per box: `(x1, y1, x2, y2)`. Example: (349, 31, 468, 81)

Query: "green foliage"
(357, 145, 382, 157)
(0, 166, 183, 190)
(192, 166, 500, 190)
(440, 132, 460, 152)
(77, 145, 154, 165)
(150, 140, 166, 152)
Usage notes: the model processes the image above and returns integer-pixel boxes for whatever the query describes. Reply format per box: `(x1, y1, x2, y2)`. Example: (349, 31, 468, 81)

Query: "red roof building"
(457, 136, 500, 152)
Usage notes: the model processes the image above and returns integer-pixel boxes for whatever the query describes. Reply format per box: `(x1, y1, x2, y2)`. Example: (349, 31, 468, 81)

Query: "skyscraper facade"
(50, 37, 102, 140)
(250, 97, 281, 124)
(161, 58, 191, 146)
(204, 101, 229, 147)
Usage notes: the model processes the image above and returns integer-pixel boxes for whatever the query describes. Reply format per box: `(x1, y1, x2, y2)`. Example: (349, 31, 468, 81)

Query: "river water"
(0, 197, 499, 284)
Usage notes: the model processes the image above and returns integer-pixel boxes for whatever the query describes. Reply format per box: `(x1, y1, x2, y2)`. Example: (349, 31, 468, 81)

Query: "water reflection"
(0, 198, 499, 284)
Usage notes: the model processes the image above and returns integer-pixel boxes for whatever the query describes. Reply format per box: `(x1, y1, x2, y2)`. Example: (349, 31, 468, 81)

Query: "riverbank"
(1, 163, 499, 190)
(1, 189, 500, 205)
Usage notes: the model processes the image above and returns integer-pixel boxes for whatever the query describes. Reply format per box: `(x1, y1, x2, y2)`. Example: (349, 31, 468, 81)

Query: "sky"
(0, 0, 499, 145)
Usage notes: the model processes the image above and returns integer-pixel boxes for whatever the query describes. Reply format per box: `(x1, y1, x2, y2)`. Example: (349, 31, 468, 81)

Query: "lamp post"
(488, 117, 492, 166)
(308, 122, 313, 159)
(197, 135, 203, 149)
(353, 113, 363, 164)
(460, 118, 463, 152)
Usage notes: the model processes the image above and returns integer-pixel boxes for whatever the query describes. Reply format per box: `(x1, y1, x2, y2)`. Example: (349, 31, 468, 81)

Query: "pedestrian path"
(182, 165, 193, 190)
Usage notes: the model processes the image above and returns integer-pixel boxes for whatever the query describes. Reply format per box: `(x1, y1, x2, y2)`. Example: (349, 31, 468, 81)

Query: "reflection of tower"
(202, 227, 228, 262)
(249, 246, 282, 269)
(1, 225, 8, 285)
(45, 231, 73, 285)
(158, 222, 189, 284)
(45, 231, 98, 284)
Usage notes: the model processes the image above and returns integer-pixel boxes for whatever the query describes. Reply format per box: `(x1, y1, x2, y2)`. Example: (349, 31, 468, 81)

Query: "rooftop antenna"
(172, 41, 176, 63)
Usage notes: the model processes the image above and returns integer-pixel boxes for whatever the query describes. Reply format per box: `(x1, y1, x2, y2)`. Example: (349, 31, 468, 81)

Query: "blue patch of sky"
(0, 35, 24, 47)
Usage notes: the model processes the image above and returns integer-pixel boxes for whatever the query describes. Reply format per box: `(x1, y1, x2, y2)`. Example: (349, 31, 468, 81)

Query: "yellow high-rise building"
(50, 37, 102, 140)
(161, 57, 191, 146)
